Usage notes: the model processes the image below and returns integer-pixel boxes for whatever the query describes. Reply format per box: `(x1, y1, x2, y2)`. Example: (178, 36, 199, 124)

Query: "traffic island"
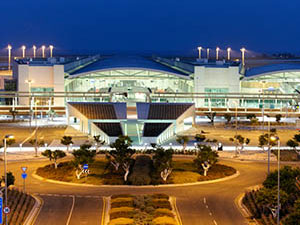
(103, 194, 181, 225)
(35, 157, 237, 186)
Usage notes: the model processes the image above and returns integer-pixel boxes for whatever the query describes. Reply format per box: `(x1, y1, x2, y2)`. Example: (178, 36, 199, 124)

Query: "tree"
(194, 144, 218, 176)
(205, 112, 216, 124)
(61, 136, 73, 152)
(107, 135, 135, 181)
(275, 114, 282, 123)
(195, 134, 206, 143)
(29, 139, 45, 157)
(1, 172, 15, 187)
(153, 146, 174, 182)
(285, 199, 300, 225)
(246, 114, 258, 124)
(9, 109, 18, 122)
(176, 136, 189, 152)
(286, 139, 299, 150)
(224, 114, 232, 123)
(258, 128, 277, 151)
(72, 144, 96, 179)
(255, 187, 288, 210)
(42, 149, 66, 169)
(263, 166, 300, 194)
(206, 138, 218, 150)
(229, 135, 250, 154)
(47, 109, 56, 121)
(93, 135, 105, 152)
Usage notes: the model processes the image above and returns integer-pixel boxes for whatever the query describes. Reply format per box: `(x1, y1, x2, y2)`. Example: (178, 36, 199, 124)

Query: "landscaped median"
(35, 136, 237, 186)
(103, 194, 181, 225)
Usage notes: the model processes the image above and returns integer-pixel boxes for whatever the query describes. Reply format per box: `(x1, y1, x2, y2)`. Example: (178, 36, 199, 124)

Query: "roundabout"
(2, 155, 279, 225)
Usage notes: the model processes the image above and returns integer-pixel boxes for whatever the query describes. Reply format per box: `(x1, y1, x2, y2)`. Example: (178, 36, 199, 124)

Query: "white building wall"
(17, 64, 65, 106)
(194, 66, 240, 107)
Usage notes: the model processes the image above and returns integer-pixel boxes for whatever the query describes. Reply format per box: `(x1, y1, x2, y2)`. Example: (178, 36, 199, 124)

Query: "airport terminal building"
(9, 54, 300, 144)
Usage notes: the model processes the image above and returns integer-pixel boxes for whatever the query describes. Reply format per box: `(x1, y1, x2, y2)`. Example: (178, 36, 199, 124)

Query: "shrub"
(111, 200, 134, 208)
(111, 194, 133, 199)
(152, 194, 169, 200)
(111, 197, 134, 203)
(154, 208, 174, 218)
(109, 207, 134, 219)
(151, 199, 172, 210)
(153, 216, 177, 225)
(109, 218, 134, 225)
(128, 155, 152, 185)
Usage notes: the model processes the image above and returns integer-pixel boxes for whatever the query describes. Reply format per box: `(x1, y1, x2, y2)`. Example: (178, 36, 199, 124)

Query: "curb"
(23, 194, 43, 225)
(101, 197, 110, 225)
(235, 187, 260, 225)
(32, 170, 240, 188)
(170, 196, 183, 225)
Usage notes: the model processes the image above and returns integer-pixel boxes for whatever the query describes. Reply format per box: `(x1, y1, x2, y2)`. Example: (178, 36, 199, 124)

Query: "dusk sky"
(1, 0, 300, 55)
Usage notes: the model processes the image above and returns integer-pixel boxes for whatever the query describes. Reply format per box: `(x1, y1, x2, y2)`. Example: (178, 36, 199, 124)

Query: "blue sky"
(1, 0, 300, 55)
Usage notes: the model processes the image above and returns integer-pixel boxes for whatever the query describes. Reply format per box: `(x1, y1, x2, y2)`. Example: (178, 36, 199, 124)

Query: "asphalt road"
(2, 158, 297, 225)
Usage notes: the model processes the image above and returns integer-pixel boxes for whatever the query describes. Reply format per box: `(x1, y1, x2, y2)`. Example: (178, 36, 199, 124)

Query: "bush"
(152, 194, 169, 200)
(109, 218, 134, 225)
(111, 200, 134, 208)
(128, 155, 153, 185)
(151, 199, 172, 210)
(154, 208, 174, 218)
(111, 194, 133, 199)
(109, 207, 134, 219)
(152, 216, 177, 225)
(111, 197, 134, 203)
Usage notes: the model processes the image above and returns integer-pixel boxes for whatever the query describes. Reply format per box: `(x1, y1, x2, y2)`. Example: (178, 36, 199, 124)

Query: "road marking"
(209, 212, 212, 216)
(206, 205, 209, 209)
(101, 197, 106, 225)
(213, 219, 218, 225)
(66, 195, 75, 225)
(203, 197, 206, 204)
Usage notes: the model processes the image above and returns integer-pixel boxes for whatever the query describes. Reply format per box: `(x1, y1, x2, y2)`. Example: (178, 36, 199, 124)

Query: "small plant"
(229, 135, 250, 154)
(194, 144, 218, 176)
(29, 139, 45, 157)
(1, 172, 15, 187)
(275, 114, 282, 123)
(195, 134, 206, 142)
(176, 136, 189, 152)
(42, 149, 66, 169)
(93, 135, 105, 152)
(153, 146, 174, 182)
(61, 136, 73, 152)
(224, 114, 232, 123)
(205, 112, 216, 124)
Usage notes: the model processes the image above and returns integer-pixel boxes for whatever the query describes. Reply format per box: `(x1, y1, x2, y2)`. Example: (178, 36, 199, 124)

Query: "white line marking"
(66, 195, 75, 225)
(206, 205, 208, 209)
(213, 220, 218, 225)
(209, 212, 212, 216)
(203, 197, 206, 204)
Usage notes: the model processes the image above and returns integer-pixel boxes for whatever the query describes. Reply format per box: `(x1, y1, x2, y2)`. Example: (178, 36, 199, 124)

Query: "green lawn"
(36, 157, 236, 185)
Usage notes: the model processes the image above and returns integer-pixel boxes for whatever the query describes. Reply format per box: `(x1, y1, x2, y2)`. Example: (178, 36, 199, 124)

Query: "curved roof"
(69, 55, 190, 77)
(245, 63, 300, 78)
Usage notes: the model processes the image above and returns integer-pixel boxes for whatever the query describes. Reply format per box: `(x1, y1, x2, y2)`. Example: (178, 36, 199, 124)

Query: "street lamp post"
(22, 45, 26, 58)
(7, 45, 12, 71)
(240, 47, 246, 66)
(25, 79, 34, 129)
(207, 48, 210, 59)
(227, 47, 231, 61)
(216, 47, 220, 60)
(49, 45, 54, 58)
(260, 81, 266, 132)
(270, 136, 280, 225)
(3, 135, 14, 225)
(33, 45, 37, 58)
(42, 45, 46, 58)
(197, 47, 202, 59)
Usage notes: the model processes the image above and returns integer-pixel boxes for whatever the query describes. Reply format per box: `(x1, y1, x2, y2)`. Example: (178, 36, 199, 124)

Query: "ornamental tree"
(60, 136, 73, 152)
(194, 144, 218, 176)
(72, 143, 96, 179)
(29, 139, 45, 157)
(107, 135, 135, 181)
(42, 149, 66, 169)
(153, 146, 174, 182)
(229, 135, 250, 154)
(93, 135, 105, 152)
(176, 136, 189, 152)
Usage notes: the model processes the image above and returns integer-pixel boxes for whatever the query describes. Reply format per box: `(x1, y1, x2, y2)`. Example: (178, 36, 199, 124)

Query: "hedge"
(153, 208, 174, 218)
(109, 218, 134, 225)
(109, 207, 134, 220)
(128, 155, 153, 185)
(153, 216, 177, 225)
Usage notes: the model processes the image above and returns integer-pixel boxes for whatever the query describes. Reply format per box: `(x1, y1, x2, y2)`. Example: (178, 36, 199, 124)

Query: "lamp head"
(227, 47, 231, 52)
(49, 45, 54, 50)
(5, 134, 14, 140)
(270, 136, 279, 142)
(42, 45, 46, 50)
(33, 45, 37, 50)
(22, 45, 26, 50)
(240, 47, 246, 52)
(216, 47, 220, 51)
(198, 46, 202, 50)
(7, 45, 12, 50)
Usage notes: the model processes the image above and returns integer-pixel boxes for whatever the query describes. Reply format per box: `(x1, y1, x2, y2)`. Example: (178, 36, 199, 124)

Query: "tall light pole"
(260, 81, 266, 132)
(216, 47, 220, 60)
(33, 45, 37, 58)
(240, 47, 246, 66)
(227, 47, 231, 61)
(197, 47, 202, 59)
(7, 45, 12, 71)
(42, 45, 46, 58)
(207, 48, 210, 59)
(25, 79, 34, 129)
(22, 45, 26, 58)
(49, 45, 54, 58)
(270, 136, 280, 225)
(3, 135, 15, 225)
